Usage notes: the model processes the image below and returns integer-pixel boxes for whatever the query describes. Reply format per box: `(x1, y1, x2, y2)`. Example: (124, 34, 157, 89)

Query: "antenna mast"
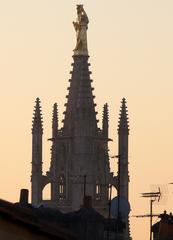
(141, 188, 161, 240)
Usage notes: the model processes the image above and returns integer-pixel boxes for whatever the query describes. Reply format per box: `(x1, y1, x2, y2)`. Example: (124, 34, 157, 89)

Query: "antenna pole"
(141, 187, 161, 240)
(150, 199, 154, 240)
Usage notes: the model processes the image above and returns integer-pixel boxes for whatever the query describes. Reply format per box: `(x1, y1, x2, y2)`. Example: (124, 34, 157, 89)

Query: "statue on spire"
(73, 5, 89, 56)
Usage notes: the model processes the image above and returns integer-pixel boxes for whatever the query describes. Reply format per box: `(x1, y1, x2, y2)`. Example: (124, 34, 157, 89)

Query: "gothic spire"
(118, 98, 129, 134)
(102, 103, 109, 137)
(32, 98, 43, 134)
(62, 6, 98, 135)
(63, 56, 98, 135)
(52, 103, 58, 139)
(62, 6, 97, 136)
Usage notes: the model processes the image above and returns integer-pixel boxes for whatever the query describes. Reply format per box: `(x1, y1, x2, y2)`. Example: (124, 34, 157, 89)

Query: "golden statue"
(73, 5, 89, 55)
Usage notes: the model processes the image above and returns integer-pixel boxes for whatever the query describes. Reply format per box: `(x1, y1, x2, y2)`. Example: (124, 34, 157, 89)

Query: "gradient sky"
(0, 1, 173, 239)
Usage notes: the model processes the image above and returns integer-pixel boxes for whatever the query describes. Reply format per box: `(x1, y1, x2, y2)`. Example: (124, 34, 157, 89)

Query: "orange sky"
(0, 1, 173, 239)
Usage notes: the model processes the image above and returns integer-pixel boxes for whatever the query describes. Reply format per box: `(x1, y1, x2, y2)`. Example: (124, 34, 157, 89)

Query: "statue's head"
(76, 4, 84, 14)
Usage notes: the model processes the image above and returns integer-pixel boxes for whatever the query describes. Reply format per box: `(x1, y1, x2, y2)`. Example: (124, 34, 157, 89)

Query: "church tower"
(31, 5, 130, 228)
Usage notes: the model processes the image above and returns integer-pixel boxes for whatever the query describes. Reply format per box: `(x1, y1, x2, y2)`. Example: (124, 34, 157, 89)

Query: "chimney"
(19, 189, 29, 205)
(83, 196, 92, 208)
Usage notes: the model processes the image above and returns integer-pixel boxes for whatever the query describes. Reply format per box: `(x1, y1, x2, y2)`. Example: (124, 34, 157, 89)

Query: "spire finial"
(118, 98, 129, 134)
(32, 98, 43, 134)
(73, 5, 89, 56)
(52, 103, 58, 138)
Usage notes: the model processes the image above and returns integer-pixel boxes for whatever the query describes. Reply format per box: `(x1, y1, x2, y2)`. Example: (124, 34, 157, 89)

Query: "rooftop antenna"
(142, 188, 161, 240)
(136, 186, 163, 240)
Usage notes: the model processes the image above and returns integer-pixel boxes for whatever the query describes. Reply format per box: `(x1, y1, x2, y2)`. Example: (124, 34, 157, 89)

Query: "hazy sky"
(0, 1, 173, 239)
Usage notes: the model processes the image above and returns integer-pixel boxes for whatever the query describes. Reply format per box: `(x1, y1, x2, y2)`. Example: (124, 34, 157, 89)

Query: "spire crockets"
(52, 103, 58, 139)
(118, 98, 129, 134)
(32, 98, 43, 134)
(63, 56, 98, 136)
(102, 103, 109, 137)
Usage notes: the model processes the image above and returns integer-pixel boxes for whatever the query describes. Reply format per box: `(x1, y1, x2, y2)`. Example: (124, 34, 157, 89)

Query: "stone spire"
(117, 97, 129, 198)
(58, 7, 110, 212)
(52, 103, 58, 139)
(61, 54, 99, 210)
(31, 98, 43, 205)
(118, 98, 129, 134)
(102, 103, 109, 138)
(63, 56, 98, 136)
(117, 98, 130, 239)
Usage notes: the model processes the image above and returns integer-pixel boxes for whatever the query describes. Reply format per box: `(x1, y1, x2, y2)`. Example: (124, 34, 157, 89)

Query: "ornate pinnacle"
(52, 103, 58, 138)
(32, 98, 43, 134)
(118, 98, 129, 134)
(102, 103, 109, 137)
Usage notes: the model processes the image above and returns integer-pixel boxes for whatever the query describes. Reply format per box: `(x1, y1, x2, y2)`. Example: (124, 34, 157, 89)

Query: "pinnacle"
(52, 103, 58, 122)
(102, 103, 109, 137)
(32, 98, 43, 133)
(118, 98, 129, 133)
(102, 103, 109, 121)
(52, 103, 58, 138)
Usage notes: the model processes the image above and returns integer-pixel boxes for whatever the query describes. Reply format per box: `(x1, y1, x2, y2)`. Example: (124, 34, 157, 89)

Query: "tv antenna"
(133, 185, 167, 240)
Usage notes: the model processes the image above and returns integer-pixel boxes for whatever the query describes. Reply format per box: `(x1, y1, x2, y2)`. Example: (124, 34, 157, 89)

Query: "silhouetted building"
(152, 211, 173, 240)
(0, 197, 76, 240)
(0, 189, 128, 240)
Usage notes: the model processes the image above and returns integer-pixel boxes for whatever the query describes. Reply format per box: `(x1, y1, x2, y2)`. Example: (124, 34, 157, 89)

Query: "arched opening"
(59, 176, 66, 200)
(108, 184, 117, 200)
(96, 181, 101, 201)
(42, 183, 51, 201)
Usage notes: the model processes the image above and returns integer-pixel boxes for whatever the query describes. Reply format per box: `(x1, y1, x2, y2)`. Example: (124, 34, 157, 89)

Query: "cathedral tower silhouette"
(31, 5, 130, 234)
